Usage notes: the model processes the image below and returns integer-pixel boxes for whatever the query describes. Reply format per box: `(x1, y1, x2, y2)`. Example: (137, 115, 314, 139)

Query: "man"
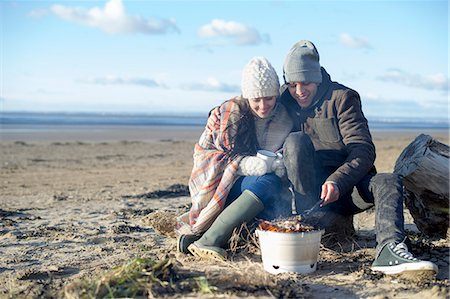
(280, 40, 438, 275)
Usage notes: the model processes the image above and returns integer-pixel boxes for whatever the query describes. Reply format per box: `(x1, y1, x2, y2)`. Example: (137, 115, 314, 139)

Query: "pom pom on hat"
(283, 40, 322, 84)
(241, 57, 280, 99)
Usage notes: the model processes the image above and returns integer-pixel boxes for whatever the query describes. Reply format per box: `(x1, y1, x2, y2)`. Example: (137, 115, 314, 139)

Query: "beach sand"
(1, 126, 449, 298)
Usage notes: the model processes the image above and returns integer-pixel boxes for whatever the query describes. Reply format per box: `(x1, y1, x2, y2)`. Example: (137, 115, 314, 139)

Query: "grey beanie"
(283, 40, 322, 84)
(241, 56, 280, 99)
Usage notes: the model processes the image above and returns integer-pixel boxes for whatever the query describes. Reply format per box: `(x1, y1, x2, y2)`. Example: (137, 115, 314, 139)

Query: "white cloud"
(50, 0, 179, 35)
(339, 33, 371, 49)
(183, 77, 240, 93)
(80, 76, 166, 88)
(198, 19, 269, 46)
(377, 68, 449, 91)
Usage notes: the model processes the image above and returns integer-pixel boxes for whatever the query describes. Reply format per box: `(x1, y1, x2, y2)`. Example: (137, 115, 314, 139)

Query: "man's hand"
(320, 182, 340, 205)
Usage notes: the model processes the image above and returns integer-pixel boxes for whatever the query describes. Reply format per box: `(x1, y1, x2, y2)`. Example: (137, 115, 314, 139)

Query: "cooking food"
(258, 216, 315, 233)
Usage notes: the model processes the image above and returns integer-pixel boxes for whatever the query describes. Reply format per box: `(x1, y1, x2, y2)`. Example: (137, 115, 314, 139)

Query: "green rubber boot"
(188, 190, 264, 261)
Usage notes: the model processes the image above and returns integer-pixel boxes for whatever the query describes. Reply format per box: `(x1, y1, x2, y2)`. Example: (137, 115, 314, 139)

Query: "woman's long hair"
(227, 98, 258, 157)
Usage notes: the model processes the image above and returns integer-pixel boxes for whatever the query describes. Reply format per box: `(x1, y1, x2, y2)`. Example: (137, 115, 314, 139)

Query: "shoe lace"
(392, 242, 418, 261)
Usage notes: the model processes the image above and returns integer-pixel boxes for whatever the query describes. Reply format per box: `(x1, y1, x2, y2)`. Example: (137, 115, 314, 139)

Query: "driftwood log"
(394, 134, 449, 238)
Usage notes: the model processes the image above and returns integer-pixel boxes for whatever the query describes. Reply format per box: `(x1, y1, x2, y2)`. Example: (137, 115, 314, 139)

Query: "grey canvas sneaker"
(371, 242, 438, 275)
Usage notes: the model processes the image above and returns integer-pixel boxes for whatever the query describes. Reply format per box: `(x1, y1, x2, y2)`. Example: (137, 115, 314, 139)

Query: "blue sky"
(1, 0, 448, 120)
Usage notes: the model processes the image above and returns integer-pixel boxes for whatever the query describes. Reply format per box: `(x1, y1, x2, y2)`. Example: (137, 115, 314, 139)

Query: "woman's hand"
(271, 158, 287, 178)
(238, 156, 268, 176)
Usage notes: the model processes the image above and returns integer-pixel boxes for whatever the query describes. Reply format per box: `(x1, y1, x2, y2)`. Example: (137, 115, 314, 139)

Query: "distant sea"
(1, 112, 449, 131)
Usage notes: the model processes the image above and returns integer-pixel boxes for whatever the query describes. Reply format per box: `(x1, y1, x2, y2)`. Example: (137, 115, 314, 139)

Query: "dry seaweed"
(64, 257, 210, 298)
(142, 210, 178, 237)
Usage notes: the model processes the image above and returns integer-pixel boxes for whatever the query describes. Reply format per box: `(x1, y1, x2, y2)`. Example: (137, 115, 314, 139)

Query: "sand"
(0, 126, 449, 298)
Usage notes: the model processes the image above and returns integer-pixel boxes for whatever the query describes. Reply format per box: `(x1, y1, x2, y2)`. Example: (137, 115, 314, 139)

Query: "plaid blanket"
(187, 99, 249, 234)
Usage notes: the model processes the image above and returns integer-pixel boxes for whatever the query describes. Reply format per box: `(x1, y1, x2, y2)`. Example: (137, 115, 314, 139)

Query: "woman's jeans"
(227, 174, 292, 220)
(283, 132, 406, 253)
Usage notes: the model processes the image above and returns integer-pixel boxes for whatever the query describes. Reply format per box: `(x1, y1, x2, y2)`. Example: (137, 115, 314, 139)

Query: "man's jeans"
(227, 174, 292, 221)
(283, 132, 406, 253)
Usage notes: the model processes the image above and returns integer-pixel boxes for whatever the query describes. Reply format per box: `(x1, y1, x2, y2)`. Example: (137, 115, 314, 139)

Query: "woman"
(177, 57, 293, 261)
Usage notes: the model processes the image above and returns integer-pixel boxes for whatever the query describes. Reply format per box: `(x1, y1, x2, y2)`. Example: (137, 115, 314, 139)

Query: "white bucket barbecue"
(256, 229, 323, 274)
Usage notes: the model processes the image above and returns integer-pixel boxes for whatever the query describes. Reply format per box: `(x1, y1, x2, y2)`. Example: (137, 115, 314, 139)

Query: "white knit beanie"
(241, 57, 280, 99)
